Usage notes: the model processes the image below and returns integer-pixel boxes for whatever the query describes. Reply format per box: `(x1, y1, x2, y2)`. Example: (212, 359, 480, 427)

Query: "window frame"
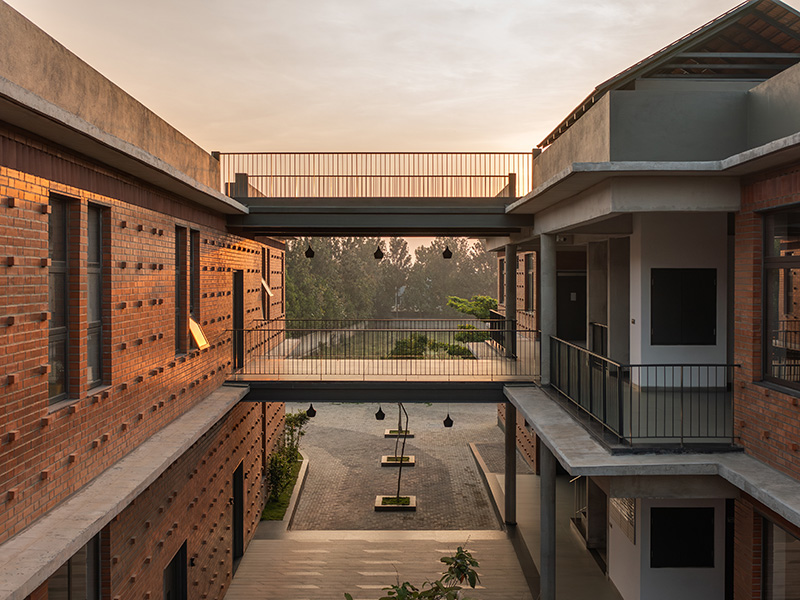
(763, 208, 800, 391)
(48, 196, 70, 403)
(762, 517, 800, 599)
(86, 204, 104, 390)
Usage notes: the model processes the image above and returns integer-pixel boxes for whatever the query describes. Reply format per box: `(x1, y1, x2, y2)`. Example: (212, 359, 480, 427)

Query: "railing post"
(508, 172, 517, 201)
(618, 366, 625, 442)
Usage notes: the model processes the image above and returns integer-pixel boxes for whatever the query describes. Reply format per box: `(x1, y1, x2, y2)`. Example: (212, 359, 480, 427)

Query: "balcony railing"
(229, 318, 539, 382)
(217, 152, 533, 199)
(550, 337, 736, 447)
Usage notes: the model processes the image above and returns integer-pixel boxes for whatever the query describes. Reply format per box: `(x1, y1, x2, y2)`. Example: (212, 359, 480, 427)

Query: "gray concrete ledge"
(0, 383, 249, 600)
(505, 384, 800, 529)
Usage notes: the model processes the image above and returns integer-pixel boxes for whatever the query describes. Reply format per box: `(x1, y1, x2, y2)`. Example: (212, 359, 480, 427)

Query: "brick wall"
(0, 123, 286, 546)
(497, 403, 539, 473)
(735, 163, 800, 481)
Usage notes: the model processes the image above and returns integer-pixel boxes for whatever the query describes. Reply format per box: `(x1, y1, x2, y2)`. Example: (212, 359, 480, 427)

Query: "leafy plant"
(446, 295, 497, 320)
(344, 546, 480, 600)
(266, 410, 310, 502)
(388, 333, 429, 358)
(453, 324, 490, 343)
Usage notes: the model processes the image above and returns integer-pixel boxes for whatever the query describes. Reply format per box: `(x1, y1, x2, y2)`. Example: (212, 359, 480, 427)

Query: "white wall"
(608, 499, 642, 600)
(629, 212, 728, 366)
(639, 498, 726, 600)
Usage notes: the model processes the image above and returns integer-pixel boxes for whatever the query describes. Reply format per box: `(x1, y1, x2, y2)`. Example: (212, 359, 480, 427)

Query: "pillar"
(540, 234, 556, 385)
(505, 243, 518, 358)
(504, 400, 517, 525)
(607, 237, 630, 364)
(540, 443, 557, 600)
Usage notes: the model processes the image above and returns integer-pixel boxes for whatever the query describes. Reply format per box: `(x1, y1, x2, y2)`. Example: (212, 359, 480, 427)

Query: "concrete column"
(504, 401, 517, 525)
(587, 242, 608, 355)
(505, 244, 518, 358)
(540, 234, 557, 385)
(607, 237, 630, 364)
(540, 443, 557, 600)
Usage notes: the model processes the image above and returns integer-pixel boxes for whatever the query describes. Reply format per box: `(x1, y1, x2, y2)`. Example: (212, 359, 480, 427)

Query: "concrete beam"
(504, 401, 517, 525)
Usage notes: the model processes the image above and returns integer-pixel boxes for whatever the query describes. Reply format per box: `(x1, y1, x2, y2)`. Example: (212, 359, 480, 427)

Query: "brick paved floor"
(288, 402, 504, 530)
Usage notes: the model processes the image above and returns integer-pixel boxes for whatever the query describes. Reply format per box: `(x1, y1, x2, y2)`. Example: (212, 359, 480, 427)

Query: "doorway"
(557, 272, 587, 343)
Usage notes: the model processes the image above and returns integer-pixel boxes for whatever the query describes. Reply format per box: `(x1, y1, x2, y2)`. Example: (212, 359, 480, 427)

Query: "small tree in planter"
(266, 409, 310, 503)
(344, 546, 480, 600)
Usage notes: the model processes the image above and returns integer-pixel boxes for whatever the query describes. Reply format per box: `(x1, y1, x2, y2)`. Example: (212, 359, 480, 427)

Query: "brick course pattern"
(735, 164, 800, 481)
(0, 122, 287, 598)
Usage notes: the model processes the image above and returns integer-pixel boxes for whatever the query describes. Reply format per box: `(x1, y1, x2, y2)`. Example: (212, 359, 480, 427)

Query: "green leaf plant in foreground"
(344, 546, 480, 600)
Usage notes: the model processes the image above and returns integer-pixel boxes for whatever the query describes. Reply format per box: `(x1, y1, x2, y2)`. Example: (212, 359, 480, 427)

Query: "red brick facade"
(0, 120, 286, 598)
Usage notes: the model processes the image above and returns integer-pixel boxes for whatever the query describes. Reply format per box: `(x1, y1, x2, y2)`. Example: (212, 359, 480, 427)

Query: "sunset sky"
(7, 0, 797, 154)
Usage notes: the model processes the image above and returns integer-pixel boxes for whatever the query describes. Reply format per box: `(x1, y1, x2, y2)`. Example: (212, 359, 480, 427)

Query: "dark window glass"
(764, 519, 800, 599)
(525, 253, 535, 311)
(499, 258, 505, 305)
(48, 535, 100, 600)
(164, 542, 187, 600)
(261, 248, 269, 320)
(651, 268, 716, 345)
(650, 507, 715, 568)
(49, 197, 68, 401)
(189, 229, 200, 319)
(87, 205, 103, 388)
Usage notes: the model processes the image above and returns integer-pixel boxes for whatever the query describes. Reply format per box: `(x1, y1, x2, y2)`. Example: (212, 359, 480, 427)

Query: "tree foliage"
(286, 236, 495, 319)
(446, 295, 498, 320)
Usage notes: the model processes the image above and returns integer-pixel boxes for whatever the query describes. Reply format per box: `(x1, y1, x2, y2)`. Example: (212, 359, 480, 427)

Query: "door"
(557, 272, 587, 342)
(232, 461, 244, 570)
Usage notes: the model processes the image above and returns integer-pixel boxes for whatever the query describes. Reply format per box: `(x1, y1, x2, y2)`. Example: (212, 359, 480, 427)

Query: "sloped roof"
(539, 0, 800, 148)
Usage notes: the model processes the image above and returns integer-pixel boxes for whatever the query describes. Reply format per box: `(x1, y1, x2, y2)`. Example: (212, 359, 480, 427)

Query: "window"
(86, 205, 103, 388)
(499, 258, 505, 305)
(764, 519, 800, 599)
(189, 229, 200, 319)
(764, 209, 800, 388)
(651, 268, 716, 345)
(48, 535, 101, 600)
(175, 227, 188, 353)
(261, 248, 270, 320)
(650, 507, 715, 568)
(525, 253, 535, 312)
(49, 197, 69, 402)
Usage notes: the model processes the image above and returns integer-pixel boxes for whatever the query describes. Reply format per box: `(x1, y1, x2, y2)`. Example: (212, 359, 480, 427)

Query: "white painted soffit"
(509, 131, 800, 216)
(0, 76, 248, 216)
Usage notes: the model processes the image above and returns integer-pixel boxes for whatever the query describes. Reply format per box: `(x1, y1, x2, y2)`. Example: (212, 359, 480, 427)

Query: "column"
(504, 400, 517, 525)
(540, 234, 556, 385)
(540, 443, 557, 600)
(505, 243, 518, 358)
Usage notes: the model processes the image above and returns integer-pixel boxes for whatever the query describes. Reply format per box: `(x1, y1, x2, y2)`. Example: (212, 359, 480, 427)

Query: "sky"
(6, 0, 799, 155)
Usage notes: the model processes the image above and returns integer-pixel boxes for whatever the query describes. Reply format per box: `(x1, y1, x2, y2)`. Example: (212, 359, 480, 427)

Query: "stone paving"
(288, 402, 504, 530)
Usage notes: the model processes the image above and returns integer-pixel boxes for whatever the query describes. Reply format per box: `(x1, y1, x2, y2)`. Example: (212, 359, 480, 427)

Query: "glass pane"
(767, 210, 800, 258)
(765, 521, 800, 599)
(87, 328, 101, 387)
(87, 206, 101, 265)
(49, 199, 66, 262)
(70, 545, 88, 599)
(766, 268, 800, 383)
(49, 338, 67, 399)
(49, 272, 67, 328)
(87, 271, 101, 323)
(48, 561, 70, 600)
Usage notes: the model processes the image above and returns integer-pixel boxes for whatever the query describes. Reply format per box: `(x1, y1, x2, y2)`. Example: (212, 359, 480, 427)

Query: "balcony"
(229, 318, 539, 383)
(550, 338, 736, 448)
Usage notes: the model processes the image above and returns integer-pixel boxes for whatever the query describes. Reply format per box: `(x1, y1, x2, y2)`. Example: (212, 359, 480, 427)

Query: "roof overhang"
(0, 75, 247, 215)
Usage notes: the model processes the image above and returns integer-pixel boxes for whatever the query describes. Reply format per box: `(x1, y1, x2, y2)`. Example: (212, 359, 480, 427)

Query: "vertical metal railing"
(217, 152, 534, 199)
(229, 318, 539, 381)
(549, 337, 736, 446)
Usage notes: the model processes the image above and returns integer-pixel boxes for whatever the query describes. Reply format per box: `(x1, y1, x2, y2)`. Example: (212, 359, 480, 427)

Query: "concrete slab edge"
(0, 383, 249, 600)
(468, 442, 505, 527)
(285, 452, 310, 531)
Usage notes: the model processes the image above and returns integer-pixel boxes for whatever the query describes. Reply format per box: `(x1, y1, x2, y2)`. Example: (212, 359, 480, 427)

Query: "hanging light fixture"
(374, 246, 384, 260)
(442, 245, 453, 259)
(306, 403, 316, 418)
(375, 405, 386, 421)
(443, 413, 454, 428)
(305, 245, 315, 259)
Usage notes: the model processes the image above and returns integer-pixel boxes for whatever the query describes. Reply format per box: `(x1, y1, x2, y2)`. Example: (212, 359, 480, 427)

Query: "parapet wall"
(0, 1, 220, 191)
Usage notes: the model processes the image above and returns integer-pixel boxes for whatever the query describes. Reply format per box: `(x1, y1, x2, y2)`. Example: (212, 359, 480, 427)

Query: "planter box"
(375, 495, 417, 511)
(381, 455, 416, 467)
(384, 429, 414, 438)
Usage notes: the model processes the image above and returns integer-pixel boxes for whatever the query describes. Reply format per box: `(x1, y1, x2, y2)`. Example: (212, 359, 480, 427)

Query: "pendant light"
(306, 403, 316, 418)
(375, 405, 386, 420)
(304, 245, 315, 259)
(442, 246, 453, 259)
(374, 246, 384, 260)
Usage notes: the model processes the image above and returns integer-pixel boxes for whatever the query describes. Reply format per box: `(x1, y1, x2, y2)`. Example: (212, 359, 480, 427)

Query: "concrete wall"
(533, 95, 611, 187)
(629, 212, 728, 366)
(0, 1, 220, 191)
(747, 62, 800, 149)
(639, 498, 726, 600)
(609, 90, 748, 162)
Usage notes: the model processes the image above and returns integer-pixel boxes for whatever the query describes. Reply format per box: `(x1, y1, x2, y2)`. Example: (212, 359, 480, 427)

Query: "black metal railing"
(550, 337, 736, 446)
(589, 322, 608, 356)
(217, 152, 534, 199)
(229, 318, 540, 381)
